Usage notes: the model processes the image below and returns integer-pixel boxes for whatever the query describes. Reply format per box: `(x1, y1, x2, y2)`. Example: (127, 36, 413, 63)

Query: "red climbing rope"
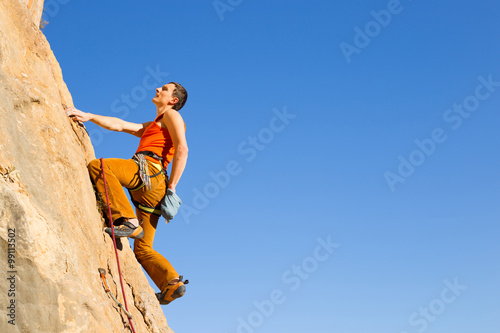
(100, 158, 137, 333)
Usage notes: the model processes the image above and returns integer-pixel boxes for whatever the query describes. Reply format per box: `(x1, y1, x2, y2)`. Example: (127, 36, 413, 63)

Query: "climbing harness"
(128, 151, 167, 216)
(135, 154, 152, 190)
(129, 150, 182, 222)
(98, 268, 132, 319)
(132, 151, 166, 190)
(100, 158, 137, 333)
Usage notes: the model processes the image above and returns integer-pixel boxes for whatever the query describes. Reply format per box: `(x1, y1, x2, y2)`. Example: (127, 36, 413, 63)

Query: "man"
(66, 82, 189, 305)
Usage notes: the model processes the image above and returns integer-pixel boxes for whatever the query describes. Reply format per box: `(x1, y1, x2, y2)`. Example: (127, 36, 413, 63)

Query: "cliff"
(0, 1, 173, 332)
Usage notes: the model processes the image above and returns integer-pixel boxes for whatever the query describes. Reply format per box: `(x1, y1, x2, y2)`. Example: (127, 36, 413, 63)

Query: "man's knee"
(134, 240, 153, 259)
(87, 159, 102, 180)
(88, 158, 101, 173)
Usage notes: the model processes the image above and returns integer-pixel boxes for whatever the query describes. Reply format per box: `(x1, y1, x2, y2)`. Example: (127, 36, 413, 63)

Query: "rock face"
(0, 1, 173, 332)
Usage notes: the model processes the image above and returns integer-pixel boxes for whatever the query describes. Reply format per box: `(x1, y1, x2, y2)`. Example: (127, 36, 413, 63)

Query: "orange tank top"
(135, 114, 183, 170)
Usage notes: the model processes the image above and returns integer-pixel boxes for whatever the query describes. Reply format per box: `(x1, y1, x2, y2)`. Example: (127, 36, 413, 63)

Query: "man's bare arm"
(162, 109, 188, 191)
(66, 107, 151, 138)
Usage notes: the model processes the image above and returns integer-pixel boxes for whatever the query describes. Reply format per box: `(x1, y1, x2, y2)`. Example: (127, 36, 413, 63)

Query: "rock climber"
(65, 82, 189, 305)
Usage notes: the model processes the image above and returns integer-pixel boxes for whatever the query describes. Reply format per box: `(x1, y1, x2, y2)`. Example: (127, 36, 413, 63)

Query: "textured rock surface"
(0, 1, 173, 332)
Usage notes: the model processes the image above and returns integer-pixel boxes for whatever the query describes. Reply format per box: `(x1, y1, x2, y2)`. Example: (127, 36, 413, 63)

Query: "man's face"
(152, 83, 177, 107)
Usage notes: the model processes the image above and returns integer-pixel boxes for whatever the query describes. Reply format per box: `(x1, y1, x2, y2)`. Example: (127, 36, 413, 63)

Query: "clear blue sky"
(43, 1, 500, 332)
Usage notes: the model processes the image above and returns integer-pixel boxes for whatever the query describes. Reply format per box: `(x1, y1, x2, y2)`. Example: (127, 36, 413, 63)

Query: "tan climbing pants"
(88, 158, 178, 292)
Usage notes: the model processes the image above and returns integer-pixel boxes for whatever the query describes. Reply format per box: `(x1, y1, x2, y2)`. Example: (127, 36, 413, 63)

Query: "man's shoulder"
(161, 109, 184, 123)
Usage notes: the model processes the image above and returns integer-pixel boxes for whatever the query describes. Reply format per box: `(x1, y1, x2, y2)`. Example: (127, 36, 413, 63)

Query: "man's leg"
(133, 210, 180, 292)
(131, 162, 186, 303)
(88, 158, 140, 224)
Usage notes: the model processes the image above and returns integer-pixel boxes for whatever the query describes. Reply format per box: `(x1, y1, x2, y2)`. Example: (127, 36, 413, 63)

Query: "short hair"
(169, 82, 188, 111)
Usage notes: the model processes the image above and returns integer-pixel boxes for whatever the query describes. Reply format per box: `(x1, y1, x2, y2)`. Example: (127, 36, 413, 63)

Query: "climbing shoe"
(156, 276, 189, 305)
(105, 221, 144, 239)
